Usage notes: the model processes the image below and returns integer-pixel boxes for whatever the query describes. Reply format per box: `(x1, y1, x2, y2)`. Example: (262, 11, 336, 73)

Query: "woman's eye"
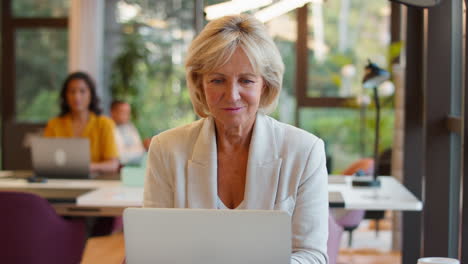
(241, 79, 254, 84)
(210, 79, 223, 84)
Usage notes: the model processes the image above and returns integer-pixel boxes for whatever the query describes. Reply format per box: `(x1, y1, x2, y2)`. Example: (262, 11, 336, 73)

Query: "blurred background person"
(44, 71, 119, 174)
(110, 100, 146, 166)
(44, 71, 120, 236)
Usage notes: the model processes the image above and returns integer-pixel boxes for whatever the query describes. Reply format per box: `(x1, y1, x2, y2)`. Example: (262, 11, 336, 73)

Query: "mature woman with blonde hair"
(144, 15, 328, 264)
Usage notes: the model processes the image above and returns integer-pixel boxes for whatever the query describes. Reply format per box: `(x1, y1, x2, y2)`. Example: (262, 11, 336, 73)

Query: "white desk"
(76, 175, 422, 212)
(0, 171, 123, 216)
(77, 186, 142, 207)
(0, 178, 121, 189)
(328, 175, 422, 211)
(0, 173, 422, 216)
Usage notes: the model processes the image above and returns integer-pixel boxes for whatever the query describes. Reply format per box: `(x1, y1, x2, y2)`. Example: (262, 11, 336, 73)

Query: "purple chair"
(335, 209, 366, 247)
(328, 214, 344, 264)
(335, 158, 374, 247)
(0, 192, 87, 264)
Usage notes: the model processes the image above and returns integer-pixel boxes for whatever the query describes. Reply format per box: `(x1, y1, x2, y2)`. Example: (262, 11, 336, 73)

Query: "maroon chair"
(0, 192, 86, 264)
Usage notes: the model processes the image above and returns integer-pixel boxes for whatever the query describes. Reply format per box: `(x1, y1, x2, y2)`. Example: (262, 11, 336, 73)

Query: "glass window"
(104, 0, 196, 138)
(300, 107, 394, 173)
(307, 0, 391, 98)
(13, 0, 70, 18)
(15, 28, 68, 122)
(264, 11, 297, 125)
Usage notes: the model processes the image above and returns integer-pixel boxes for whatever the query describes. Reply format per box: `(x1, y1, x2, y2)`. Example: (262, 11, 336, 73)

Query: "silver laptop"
(123, 208, 291, 264)
(30, 137, 91, 179)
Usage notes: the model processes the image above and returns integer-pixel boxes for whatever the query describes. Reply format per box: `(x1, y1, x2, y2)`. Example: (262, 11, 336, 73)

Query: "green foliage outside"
(300, 0, 394, 172)
(12, 1, 69, 122)
(109, 0, 196, 138)
(15, 29, 67, 122)
(109, 0, 395, 173)
(12, 0, 69, 17)
(300, 108, 394, 173)
(9, 0, 396, 173)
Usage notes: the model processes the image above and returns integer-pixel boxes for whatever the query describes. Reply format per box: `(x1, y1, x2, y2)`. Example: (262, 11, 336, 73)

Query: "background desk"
(0, 170, 122, 216)
(328, 175, 422, 211)
(0, 172, 422, 216)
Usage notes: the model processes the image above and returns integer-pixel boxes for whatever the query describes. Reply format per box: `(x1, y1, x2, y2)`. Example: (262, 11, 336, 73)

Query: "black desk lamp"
(352, 60, 390, 188)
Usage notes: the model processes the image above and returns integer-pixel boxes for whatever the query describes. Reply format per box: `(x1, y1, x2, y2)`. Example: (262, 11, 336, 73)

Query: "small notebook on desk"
(329, 191, 345, 208)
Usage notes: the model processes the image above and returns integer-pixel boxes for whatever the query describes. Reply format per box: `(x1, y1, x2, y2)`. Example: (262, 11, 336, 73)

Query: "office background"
(0, 1, 467, 263)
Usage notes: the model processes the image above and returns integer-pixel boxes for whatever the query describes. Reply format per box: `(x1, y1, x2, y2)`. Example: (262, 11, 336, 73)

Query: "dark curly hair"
(59, 71, 102, 116)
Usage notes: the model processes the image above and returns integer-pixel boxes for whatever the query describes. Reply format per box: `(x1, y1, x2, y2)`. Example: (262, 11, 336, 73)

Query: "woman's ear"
(260, 82, 268, 107)
(262, 79, 267, 93)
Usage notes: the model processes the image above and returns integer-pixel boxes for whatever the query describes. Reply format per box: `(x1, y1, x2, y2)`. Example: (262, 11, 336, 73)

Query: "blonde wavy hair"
(185, 14, 285, 117)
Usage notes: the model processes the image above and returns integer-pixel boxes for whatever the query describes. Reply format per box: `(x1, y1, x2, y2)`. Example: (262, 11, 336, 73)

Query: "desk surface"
(328, 175, 422, 211)
(0, 172, 423, 216)
(76, 175, 422, 211)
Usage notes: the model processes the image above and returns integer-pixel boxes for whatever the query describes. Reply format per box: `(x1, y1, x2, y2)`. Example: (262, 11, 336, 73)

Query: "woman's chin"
(214, 115, 256, 131)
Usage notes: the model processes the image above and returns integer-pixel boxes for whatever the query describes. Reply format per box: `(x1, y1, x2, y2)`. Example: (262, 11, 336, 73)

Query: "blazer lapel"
(187, 117, 218, 208)
(244, 113, 283, 209)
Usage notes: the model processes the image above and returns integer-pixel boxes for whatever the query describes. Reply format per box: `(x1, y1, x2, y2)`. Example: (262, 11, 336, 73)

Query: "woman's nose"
(225, 81, 241, 101)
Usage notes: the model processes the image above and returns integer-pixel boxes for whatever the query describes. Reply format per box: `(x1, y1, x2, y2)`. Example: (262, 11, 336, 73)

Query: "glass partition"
(15, 28, 67, 122)
(13, 0, 69, 18)
(104, 0, 196, 138)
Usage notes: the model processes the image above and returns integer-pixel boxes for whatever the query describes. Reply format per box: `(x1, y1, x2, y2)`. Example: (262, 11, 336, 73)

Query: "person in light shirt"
(143, 15, 329, 264)
(110, 100, 146, 166)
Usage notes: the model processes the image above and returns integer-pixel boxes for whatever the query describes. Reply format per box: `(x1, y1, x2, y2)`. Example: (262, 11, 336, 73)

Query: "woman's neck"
(70, 110, 90, 123)
(214, 117, 256, 153)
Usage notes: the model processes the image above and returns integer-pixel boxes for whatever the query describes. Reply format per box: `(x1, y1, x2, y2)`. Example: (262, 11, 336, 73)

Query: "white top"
(217, 196, 245, 210)
(114, 123, 145, 165)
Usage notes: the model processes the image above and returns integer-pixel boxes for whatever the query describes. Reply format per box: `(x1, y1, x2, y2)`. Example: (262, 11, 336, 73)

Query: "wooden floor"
(338, 249, 400, 264)
(81, 232, 125, 264)
(81, 232, 401, 264)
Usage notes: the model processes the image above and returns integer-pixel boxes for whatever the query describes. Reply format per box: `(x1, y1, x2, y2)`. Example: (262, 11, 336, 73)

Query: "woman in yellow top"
(44, 71, 119, 173)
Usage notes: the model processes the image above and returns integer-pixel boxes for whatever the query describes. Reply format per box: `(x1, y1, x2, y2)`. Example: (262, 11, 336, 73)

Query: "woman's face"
(66, 79, 91, 114)
(202, 48, 264, 130)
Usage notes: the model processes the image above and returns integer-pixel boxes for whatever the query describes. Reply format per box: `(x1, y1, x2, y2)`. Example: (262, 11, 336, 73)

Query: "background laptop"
(30, 137, 91, 179)
(123, 208, 291, 264)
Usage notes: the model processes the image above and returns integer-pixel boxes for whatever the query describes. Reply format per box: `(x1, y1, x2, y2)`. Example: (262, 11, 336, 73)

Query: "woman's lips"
(222, 107, 243, 112)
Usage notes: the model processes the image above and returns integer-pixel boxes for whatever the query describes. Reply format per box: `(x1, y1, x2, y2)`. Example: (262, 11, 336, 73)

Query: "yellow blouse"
(44, 113, 119, 163)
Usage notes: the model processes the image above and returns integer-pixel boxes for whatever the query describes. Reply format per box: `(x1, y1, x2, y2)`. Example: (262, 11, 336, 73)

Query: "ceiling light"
(255, 0, 322, 23)
(205, 0, 272, 21)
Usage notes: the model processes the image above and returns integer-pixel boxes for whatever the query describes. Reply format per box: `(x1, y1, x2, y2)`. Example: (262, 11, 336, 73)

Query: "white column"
(68, 0, 106, 109)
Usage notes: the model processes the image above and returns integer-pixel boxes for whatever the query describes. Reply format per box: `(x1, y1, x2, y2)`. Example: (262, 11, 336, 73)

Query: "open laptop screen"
(30, 137, 91, 179)
(123, 208, 291, 264)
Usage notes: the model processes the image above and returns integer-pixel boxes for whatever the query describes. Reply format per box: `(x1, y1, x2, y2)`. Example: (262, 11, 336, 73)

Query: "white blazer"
(144, 113, 329, 264)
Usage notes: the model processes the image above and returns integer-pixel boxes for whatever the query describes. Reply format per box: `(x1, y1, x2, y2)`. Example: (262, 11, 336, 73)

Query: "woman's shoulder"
(93, 114, 116, 129)
(154, 118, 205, 145)
(95, 114, 114, 124)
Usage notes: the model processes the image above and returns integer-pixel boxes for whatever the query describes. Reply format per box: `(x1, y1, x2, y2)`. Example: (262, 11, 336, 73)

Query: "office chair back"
(328, 214, 344, 264)
(0, 191, 86, 264)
